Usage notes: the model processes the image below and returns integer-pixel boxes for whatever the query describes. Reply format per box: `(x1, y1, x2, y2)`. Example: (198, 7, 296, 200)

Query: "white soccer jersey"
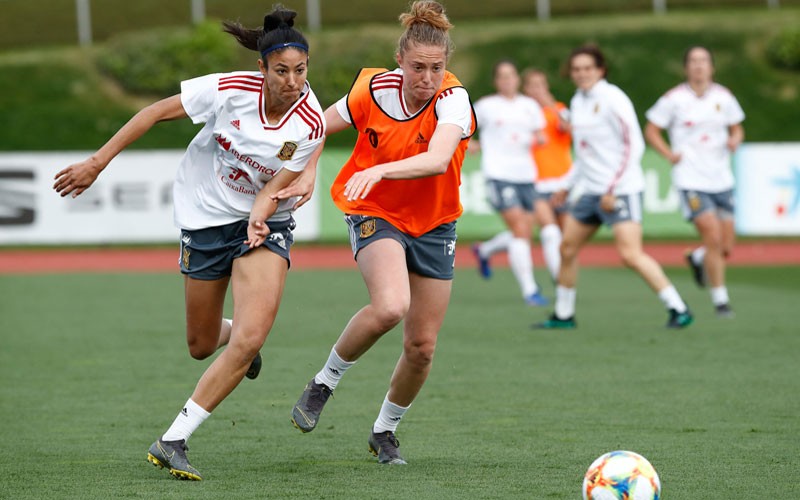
(646, 83, 745, 192)
(570, 79, 645, 195)
(174, 71, 325, 230)
(334, 68, 473, 136)
(472, 94, 546, 183)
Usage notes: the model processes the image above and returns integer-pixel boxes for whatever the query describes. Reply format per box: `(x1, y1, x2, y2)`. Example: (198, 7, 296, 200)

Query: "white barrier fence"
(735, 143, 800, 236)
(1, 144, 799, 245)
(0, 151, 320, 245)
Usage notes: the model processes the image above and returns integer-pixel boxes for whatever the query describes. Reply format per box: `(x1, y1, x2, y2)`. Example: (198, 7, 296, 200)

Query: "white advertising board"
(0, 151, 320, 244)
(735, 143, 800, 236)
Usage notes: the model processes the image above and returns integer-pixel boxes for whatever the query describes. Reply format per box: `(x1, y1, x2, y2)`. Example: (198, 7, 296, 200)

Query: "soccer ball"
(582, 450, 661, 500)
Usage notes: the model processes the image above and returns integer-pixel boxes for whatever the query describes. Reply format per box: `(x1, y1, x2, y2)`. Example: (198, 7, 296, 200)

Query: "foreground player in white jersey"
(645, 46, 745, 317)
(53, 8, 325, 480)
(471, 60, 549, 306)
(535, 45, 693, 330)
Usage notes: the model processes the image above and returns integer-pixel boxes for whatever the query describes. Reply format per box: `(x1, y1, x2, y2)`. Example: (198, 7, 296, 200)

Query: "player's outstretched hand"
(344, 168, 383, 201)
(53, 157, 103, 198)
(667, 151, 682, 165)
(551, 189, 568, 208)
(600, 193, 616, 213)
(245, 220, 270, 248)
(272, 174, 315, 209)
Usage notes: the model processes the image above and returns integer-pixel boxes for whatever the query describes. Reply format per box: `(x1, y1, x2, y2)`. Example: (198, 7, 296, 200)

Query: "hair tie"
(260, 42, 308, 58)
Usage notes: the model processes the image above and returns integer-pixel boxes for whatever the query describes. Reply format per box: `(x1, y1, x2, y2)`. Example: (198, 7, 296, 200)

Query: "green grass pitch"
(1, 265, 798, 498)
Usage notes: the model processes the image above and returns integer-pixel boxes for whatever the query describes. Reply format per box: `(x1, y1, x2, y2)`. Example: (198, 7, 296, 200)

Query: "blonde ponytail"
(397, 1, 455, 59)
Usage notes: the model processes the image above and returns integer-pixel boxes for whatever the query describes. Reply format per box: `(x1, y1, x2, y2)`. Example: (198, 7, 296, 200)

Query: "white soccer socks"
(554, 285, 577, 319)
(540, 224, 562, 281)
(690, 246, 706, 266)
(478, 230, 514, 258)
(162, 398, 210, 442)
(314, 347, 355, 390)
(373, 395, 410, 434)
(658, 285, 688, 313)
(508, 238, 538, 297)
(710, 286, 730, 306)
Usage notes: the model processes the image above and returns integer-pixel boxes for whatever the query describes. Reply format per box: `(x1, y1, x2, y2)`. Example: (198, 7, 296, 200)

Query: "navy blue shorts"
(485, 179, 537, 212)
(179, 218, 295, 280)
(570, 193, 643, 227)
(345, 215, 457, 280)
(679, 189, 734, 221)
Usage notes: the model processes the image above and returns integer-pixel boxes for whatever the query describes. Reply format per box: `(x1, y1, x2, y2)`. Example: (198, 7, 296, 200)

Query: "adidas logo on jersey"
(415, 133, 428, 144)
(231, 119, 240, 130)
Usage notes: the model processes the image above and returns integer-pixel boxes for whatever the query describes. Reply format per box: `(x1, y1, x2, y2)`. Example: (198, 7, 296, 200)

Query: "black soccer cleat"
(666, 308, 694, 329)
(715, 303, 735, 318)
(685, 250, 707, 288)
(532, 313, 576, 329)
(291, 378, 333, 433)
(147, 438, 202, 481)
(368, 430, 407, 465)
(245, 351, 262, 380)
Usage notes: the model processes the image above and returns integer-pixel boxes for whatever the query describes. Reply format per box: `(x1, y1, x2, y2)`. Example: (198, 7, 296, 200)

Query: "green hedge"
(96, 21, 238, 95)
(766, 28, 800, 70)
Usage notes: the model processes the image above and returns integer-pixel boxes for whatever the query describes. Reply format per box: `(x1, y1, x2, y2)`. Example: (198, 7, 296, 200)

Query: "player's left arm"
(343, 123, 463, 201)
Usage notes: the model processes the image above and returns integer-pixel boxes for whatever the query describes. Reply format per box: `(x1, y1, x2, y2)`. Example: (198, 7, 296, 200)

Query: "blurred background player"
(54, 8, 325, 480)
(534, 45, 693, 330)
(470, 60, 549, 305)
(285, 1, 476, 465)
(645, 46, 745, 318)
(523, 67, 573, 282)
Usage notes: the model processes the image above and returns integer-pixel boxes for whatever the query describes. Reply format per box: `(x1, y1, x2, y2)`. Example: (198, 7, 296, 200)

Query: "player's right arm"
(644, 94, 680, 165)
(644, 121, 681, 165)
(53, 95, 187, 198)
(271, 102, 348, 205)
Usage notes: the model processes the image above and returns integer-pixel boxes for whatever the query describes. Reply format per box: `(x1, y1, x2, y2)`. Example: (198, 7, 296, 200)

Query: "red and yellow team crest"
(688, 193, 702, 212)
(360, 219, 377, 239)
(276, 141, 298, 161)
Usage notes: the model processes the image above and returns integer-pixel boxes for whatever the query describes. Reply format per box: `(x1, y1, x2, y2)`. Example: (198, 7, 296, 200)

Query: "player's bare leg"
(534, 215, 596, 328)
(368, 273, 451, 464)
(535, 198, 563, 282)
(292, 239, 410, 432)
(335, 239, 411, 359)
(191, 249, 286, 411)
(184, 275, 263, 377)
(613, 221, 692, 328)
(184, 276, 229, 359)
(695, 211, 734, 316)
(501, 206, 547, 305)
(150, 249, 286, 480)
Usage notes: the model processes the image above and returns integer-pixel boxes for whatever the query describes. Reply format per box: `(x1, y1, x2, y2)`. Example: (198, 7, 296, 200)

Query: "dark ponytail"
(222, 4, 309, 63)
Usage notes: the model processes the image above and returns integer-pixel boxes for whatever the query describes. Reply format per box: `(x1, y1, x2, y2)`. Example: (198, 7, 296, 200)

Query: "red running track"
(0, 241, 798, 274)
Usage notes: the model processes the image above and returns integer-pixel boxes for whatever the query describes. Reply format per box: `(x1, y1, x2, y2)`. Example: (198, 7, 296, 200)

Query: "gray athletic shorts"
(679, 189, 734, 221)
(345, 215, 457, 280)
(534, 190, 570, 215)
(485, 179, 536, 212)
(179, 218, 295, 280)
(570, 193, 643, 226)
